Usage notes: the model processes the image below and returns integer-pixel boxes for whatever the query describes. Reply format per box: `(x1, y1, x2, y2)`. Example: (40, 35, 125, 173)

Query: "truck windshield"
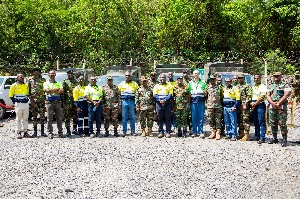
(0, 78, 3, 85)
(96, 75, 125, 88)
(221, 75, 254, 86)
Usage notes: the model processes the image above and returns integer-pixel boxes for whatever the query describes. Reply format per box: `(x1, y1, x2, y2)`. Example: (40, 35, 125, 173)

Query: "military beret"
(141, 76, 147, 81)
(210, 74, 217, 79)
(238, 74, 245, 78)
(273, 72, 282, 76)
(66, 69, 73, 73)
(107, 76, 113, 80)
(32, 67, 41, 72)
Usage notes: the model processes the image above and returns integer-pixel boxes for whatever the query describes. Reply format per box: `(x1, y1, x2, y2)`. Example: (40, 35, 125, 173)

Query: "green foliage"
(0, 0, 299, 75)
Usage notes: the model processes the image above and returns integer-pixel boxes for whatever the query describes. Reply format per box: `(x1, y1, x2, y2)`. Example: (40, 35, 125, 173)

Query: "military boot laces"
(114, 128, 119, 137)
(177, 128, 182, 137)
(41, 124, 47, 137)
(66, 127, 72, 138)
(281, 134, 287, 147)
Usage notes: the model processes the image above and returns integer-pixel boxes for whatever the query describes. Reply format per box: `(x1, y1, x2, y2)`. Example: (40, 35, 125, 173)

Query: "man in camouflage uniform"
(135, 76, 155, 137)
(183, 69, 192, 134)
(28, 68, 47, 137)
(204, 74, 223, 140)
(168, 72, 177, 133)
(102, 76, 121, 137)
(61, 69, 78, 137)
(216, 76, 226, 136)
(267, 72, 291, 147)
(148, 72, 158, 89)
(173, 76, 190, 137)
(291, 71, 300, 106)
(236, 74, 252, 140)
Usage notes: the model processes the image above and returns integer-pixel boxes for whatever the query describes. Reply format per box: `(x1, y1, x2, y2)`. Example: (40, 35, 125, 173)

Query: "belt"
(15, 101, 29, 103)
(46, 100, 61, 103)
(122, 99, 134, 101)
(224, 105, 234, 107)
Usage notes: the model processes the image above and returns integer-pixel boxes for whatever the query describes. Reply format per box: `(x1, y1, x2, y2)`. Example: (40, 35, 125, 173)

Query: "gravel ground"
(0, 109, 299, 198)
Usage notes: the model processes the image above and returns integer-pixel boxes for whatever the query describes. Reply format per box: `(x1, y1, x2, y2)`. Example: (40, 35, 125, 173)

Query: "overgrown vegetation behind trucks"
(154, 64, 191, 80)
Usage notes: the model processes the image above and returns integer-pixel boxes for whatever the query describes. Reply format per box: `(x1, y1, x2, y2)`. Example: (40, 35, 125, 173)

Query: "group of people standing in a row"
(9, 68, 294, 147)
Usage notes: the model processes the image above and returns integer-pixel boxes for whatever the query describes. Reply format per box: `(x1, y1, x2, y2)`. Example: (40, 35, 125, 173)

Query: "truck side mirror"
(4, 85, 11, 89)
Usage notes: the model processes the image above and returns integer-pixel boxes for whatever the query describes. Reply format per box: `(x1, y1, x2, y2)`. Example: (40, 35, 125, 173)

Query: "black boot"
(177, 128, 182, 137)
(281, 134, 287, 147)
(23, 130, 31, 138)
(114, 127, 119, 137)
(268, 133, 278, 144)
(183, 129, 187, 138)
(41, 124, 47, 137)
(32, 126, 38, 138)
(72, 126, 78, 135)
(66, 127, 71, 137)
(104, 128, 109, 137)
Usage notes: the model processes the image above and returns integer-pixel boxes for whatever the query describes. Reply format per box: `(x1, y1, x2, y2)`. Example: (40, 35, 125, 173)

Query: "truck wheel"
(0, 105, 6, 120)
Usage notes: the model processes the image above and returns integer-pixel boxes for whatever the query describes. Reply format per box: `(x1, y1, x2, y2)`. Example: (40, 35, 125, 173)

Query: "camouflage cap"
(177, 76, 183, 79)
(273, 72, 282, 76)
(141, 76, 147, 81)
(210, 74, 217, 79)
(150, 72, 157, 76)
(238, 74, 245, 78)
(107, 76, 113, 80)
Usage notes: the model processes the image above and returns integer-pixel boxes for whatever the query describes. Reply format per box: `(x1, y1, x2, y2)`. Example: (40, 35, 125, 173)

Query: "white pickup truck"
(0, 76, 17, 119)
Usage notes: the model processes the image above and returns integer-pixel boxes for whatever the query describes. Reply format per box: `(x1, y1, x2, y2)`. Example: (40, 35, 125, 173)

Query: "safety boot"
(72, 126, 78, 135)
(141, 129, 146, 137)
(216, 129, 221, 140)
(58, 132, 66, 138)
(208, 128, 216, 139)
(41, 124, 47, 137)
(66, 127, 72, 137)
(177, 128, 182, 137)
(31, 126, 38, 138)
(281, 134, 287, 147)
(182, 129, 187, 138)
(17, 131, 22, 139)
(23, 130, 31, 138)
(104, 128, 109, 137)
(237, 130, 245, 139)
(240, 131, 249, 141)
(114, 127, 119, 137)
(131, 131, 137, 136)
(268, 133, 278, 144)
(148, 127, 153, 137)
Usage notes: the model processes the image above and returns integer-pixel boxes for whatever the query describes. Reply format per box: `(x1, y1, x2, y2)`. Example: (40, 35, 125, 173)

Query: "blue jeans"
(252, 103, 266, 139)
(172, 113, 177, 129)
(223, 106, 237, 138)
(156, 102, 171, 134)
(121, 99, 135, 133)
(190, 102, 205, 134)
(88, 103, 102, 134)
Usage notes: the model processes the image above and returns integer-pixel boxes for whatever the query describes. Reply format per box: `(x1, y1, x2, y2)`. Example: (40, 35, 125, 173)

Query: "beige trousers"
(15, 102, 29, 131)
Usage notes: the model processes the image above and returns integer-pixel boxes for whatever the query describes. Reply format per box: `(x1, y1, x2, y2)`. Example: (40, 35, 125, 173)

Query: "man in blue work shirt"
(223, 78, 240, 141)
(188, 70, 207, 138)
(153, 74, 173, 138)
(9, 73, 31, 139)
(119, 71, 139, 137)
(43, 70, 65, 139)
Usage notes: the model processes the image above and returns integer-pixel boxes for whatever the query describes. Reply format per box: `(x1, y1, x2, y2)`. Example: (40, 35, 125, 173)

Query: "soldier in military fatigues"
(62, 69, 79, 137)
(236, 74, 252, 140)
(102, 76, 121, 137)
(204, 74, 223, 140)
(148, 72, 158, 89)
(28, 68, 47, 137)
(183, 69, 192, 134)
(267, 72, 291, 147)
(173, 76, 190, 137)
(135, 76, 155, 137)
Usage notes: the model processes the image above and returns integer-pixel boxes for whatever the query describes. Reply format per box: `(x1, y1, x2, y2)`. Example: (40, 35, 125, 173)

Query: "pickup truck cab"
(0, 76, 18, 119)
